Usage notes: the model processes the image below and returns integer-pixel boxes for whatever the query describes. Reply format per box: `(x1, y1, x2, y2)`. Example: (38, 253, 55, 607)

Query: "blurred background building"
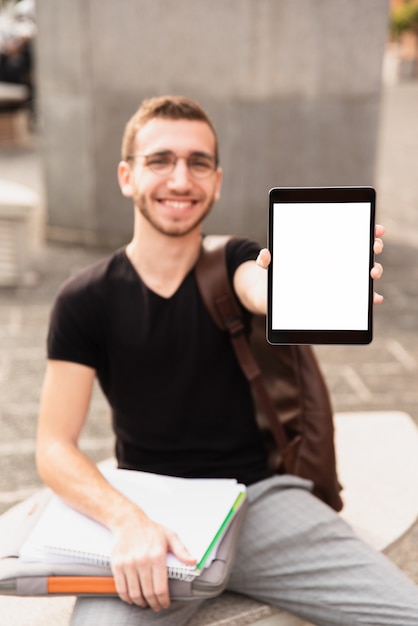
(0, 0, 417, 256)
(1, 0, 396, 248)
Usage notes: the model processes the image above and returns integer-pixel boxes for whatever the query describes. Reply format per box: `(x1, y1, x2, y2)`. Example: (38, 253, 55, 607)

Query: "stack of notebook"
(7, 467, 247, 596)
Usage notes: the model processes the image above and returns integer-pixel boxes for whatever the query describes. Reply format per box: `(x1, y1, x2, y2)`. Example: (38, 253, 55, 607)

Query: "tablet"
(267, 186, 376, 345)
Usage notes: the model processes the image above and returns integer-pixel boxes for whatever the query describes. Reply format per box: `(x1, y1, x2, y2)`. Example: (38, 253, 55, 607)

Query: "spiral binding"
(45, 545, 199, 581)
(45, 545, 110, 568)
(167, 566, 197, 582)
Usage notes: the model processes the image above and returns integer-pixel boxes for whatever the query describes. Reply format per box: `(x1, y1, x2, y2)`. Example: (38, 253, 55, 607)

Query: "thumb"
(256, 248, 271, 269)
(166, 530, 197, 566)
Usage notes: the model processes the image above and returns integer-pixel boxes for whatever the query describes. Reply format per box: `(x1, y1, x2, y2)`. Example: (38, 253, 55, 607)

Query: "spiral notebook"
(19, 468, 246, 582)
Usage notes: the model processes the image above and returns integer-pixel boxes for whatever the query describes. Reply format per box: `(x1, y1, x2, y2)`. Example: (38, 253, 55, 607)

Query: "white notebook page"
(19, 469, 246, 579)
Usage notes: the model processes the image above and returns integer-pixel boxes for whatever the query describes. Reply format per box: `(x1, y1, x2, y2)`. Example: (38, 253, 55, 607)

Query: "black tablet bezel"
(267, 186, 376, 345)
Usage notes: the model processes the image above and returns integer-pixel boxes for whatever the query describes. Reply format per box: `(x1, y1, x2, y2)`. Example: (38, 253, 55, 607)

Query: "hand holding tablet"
(267, 186, 376, 345)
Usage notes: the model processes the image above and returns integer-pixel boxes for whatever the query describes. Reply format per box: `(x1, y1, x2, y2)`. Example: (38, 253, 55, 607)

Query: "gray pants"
(70, 475, 418, 626)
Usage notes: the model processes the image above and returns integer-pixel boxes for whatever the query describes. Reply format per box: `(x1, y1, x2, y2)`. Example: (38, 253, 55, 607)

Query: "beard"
(133, 191, 215, 238)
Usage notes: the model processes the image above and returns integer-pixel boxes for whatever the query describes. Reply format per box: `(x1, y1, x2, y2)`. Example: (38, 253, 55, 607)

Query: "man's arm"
(36, 359, 195, 611)
(233, 224, 385, 315)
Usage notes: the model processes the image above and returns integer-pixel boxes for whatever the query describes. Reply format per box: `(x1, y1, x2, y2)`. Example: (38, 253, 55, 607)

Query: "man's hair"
(121, 95, 219, 163)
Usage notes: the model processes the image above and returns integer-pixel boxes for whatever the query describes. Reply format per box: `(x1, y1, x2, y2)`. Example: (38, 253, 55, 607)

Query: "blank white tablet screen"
(271, 202, 372, 331)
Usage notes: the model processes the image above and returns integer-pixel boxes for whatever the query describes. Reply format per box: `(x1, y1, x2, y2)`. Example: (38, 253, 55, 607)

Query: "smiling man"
(35, 95, 418, 626)
(120, 115, 222, 238)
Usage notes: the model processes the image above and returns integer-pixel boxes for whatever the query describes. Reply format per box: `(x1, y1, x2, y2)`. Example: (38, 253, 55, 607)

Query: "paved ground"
(0, 82, 417, 586)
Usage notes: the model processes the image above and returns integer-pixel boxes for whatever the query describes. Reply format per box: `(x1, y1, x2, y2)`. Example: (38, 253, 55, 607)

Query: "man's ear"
(117, 161, 134, 198)
(214, 167, 222, 201)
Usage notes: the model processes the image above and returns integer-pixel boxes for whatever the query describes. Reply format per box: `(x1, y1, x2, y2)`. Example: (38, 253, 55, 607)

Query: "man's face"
(121, 118, 222, 237)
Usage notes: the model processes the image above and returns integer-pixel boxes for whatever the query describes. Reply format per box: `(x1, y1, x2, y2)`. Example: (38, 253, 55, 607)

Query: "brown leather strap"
(195, 236, 291, 458)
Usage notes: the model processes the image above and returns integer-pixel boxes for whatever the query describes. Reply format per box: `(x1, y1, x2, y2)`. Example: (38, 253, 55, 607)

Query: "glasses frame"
(126, 150, 219, 179)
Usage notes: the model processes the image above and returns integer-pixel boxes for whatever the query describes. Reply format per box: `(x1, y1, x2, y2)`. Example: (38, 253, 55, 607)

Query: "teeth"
(164, 200, 192, 209)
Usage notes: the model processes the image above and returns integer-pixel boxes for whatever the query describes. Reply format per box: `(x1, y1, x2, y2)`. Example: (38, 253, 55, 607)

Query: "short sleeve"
(47, 270, 105, 369)
(225, 236, 260, 279)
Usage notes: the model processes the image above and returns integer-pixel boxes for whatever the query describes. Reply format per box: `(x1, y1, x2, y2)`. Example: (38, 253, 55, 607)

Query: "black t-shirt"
(47, 237, 271, 485)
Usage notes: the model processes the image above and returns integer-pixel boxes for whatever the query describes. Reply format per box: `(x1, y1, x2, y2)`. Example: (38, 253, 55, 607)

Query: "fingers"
(111, 525, 195, 611)
(371, 261, 383, 281)
(113, 561, 146, 607)
(134, 552, 170, 611)
(374, 237, 384, 255)
(372, 226, 385, 305)
(375, 223, 385, 239)
(374, 232, 384, 257)
(374, 224, 385, 256)
(371, 261, 384, 305)
(112, 552, 170, 611)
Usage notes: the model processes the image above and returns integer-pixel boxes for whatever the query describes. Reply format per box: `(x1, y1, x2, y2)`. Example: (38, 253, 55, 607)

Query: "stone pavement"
(0, 82, 417, 591)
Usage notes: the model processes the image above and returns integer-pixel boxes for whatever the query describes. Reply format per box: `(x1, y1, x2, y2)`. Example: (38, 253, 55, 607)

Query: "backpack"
(195, 235, 343, 512)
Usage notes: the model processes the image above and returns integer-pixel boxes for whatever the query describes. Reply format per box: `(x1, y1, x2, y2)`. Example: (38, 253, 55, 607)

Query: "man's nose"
(167, 158, 193, 189)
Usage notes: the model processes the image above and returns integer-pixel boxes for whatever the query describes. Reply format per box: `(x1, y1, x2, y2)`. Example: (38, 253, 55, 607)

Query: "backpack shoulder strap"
(195, 235, 241, 330)
(195, 235, 294, 458)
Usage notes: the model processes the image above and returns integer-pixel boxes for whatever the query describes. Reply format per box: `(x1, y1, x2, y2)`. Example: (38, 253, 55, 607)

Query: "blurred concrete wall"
(35, 0, 389, 247)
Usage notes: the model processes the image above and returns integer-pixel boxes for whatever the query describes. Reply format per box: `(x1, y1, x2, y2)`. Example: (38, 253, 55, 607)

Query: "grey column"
(35, 0, 389, 247)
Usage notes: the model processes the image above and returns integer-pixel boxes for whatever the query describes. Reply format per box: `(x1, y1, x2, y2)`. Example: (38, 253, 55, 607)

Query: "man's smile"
(157, 198, 198, 212)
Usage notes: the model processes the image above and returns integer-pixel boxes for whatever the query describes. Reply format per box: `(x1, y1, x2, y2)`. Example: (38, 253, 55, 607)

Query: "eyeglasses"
(126, 150, 218, 179)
